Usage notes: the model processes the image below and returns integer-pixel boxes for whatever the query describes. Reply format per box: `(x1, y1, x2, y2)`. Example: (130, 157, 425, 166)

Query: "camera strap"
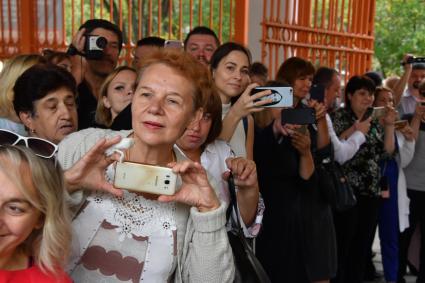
(66, 44, 86, 57)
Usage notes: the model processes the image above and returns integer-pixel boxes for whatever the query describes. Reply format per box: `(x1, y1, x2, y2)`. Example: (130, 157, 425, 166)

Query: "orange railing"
(0, 0, 247, 63)
(261, 0, 376, 82)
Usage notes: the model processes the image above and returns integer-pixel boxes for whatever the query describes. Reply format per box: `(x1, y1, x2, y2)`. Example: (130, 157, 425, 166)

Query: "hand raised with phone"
(354, 117, 372, 135)
(65, 136, 124, 196)
(291, 130, 311, 156)
(158, 160, 220, 213)
(307, 99, 327, 120)
(229, 83, 273, 119)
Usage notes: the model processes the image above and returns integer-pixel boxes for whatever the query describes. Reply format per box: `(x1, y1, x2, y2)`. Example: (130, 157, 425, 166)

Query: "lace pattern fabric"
(89, 190, 176, 241)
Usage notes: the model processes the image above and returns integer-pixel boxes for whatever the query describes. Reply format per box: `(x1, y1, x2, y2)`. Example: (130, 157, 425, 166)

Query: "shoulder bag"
(226, 174, 271, 283)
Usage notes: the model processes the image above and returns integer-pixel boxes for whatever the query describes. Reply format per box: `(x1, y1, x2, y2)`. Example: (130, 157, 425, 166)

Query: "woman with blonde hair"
(0, 144, 71, 282)
(95, 66, 137, 128)
(0, 54, 45, 135)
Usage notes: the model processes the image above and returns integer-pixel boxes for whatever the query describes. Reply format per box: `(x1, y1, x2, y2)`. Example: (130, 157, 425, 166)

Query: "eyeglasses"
(0, 129, 58, 159)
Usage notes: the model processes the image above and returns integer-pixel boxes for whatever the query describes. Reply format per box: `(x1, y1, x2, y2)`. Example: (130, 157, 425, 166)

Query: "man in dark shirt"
(67, 19, 123, 129)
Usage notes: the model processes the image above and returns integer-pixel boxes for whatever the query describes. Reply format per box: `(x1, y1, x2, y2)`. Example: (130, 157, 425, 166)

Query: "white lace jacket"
(57, 128, 235, 283)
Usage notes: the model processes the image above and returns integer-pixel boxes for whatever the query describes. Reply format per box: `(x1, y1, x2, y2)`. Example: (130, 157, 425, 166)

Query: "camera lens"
(164, 180, 170, 185)
(96, 36, 107, 49)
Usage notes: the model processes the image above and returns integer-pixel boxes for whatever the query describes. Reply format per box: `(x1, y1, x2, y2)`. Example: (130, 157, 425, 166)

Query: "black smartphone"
(361, 107, 374, 122)
(310, 84, 325, 103)
(281, 108, 316, 125)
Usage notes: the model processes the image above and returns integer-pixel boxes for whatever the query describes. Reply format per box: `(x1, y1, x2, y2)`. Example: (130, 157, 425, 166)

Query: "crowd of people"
(0, 18, 424, 283)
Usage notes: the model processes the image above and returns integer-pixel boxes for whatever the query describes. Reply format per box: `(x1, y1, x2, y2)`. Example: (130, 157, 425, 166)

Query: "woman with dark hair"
(210, 42, 270, 160)
(331, 76, 396, 283)
(0, 54, 46, 136)
(176, 90, 263, 235)
(13, 64, 78, 144)
(255, 57, 336, 282)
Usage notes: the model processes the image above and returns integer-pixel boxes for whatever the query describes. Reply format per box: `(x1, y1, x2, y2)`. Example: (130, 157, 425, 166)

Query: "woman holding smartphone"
(57, 49, 234, 282)
(331, 76, 396, 283)
(255, 57, 336, 283)
(373, 86, 415, 283)
(210, 42, 271, 159)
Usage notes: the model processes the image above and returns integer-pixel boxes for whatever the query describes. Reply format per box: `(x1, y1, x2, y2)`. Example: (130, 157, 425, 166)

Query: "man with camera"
(67, 19, 123, 129)
(394, 55, 425, 117)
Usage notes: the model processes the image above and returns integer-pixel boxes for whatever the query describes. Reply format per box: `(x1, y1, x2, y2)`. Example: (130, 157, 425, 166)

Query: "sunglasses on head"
(0, 129, 58, 159)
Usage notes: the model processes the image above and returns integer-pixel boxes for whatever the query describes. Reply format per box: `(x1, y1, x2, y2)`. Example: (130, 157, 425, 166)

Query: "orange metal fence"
(0, 0, 247, 63)
(261, 0, 375, 82)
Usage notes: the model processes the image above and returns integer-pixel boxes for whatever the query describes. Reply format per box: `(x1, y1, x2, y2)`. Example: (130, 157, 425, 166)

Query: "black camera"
(400, 56, 425, 66)
(84, 35, 107, 60)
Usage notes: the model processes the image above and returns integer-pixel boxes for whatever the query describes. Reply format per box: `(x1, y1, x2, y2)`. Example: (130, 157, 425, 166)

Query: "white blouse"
(221, 103, 247, 158)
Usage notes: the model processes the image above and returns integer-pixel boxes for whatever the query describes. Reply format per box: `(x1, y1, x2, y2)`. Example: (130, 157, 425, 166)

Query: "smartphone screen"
(310, 84, 325, 103)
(281, 108, 316, 125)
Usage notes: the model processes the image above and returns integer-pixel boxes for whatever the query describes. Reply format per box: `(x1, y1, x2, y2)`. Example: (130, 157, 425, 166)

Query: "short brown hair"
(276, 57, 315, 85)
(42, 49, 71, 65)
(138, 48, 212, 112)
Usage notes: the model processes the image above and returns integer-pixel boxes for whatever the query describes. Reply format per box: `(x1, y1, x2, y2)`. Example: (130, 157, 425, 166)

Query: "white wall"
(247, 0, 263, 63)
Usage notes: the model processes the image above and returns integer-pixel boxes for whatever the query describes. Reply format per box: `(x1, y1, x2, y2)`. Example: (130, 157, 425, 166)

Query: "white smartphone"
(114, 162, 177, 195)
(372, 106, 386, 119)
(250, 86, 293, 108)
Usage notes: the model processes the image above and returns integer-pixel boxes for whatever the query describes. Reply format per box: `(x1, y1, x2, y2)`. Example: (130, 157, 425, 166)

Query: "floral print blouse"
(332, 108, 387, 197)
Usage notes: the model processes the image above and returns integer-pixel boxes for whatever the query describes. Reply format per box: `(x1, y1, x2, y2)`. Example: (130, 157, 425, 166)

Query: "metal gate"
(261, 0, 375, 81)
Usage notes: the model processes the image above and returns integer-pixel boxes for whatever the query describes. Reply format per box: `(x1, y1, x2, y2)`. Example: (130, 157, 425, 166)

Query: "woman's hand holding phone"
(291, 130, 311, 156)
(383, 106, 397, 126)
(400, 125, 415, 141)
(230, 83, 273, 119)
(65, 136, 124, 196)
(273, 118, 300, 138)
(354, 117, 372, 135)
(158, 160, 220, 213)
(307, 99, 327, 120)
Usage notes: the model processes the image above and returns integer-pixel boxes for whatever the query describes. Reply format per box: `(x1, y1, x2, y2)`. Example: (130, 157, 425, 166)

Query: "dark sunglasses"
(0, 129, 58, 159)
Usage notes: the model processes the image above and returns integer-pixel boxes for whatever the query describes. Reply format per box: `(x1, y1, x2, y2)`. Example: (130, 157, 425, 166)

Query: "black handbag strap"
(227, 174, 272, 283)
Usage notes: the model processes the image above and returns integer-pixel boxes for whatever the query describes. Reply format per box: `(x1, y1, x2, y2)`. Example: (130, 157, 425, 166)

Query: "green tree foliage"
(375, 0, 425, 77)
(64, 0, 233, 45)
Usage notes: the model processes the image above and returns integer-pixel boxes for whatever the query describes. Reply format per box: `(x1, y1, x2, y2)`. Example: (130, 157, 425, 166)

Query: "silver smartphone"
(250, 86, 293, 107)
(372, 106, 386, 119)
(114, 162, 177, 195)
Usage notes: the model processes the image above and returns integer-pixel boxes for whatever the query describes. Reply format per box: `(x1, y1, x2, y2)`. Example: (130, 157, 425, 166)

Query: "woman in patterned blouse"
(331, 75, 397, 283)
